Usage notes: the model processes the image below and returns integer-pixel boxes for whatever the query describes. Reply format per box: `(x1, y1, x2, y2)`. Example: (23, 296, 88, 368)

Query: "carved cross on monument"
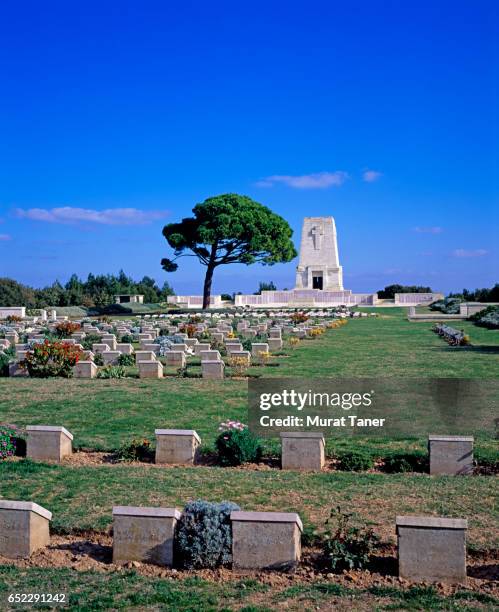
(310, 225, 323, 250)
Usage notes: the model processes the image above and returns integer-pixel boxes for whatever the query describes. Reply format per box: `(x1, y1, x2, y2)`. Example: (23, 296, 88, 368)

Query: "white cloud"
(362, 169, 382, 182)
(15, 207, 168, 225)
(413, 226, 443, 234)
(256, 171, 348, 189)
(452, 249, 488, 258)
(0, 234, 11, 241)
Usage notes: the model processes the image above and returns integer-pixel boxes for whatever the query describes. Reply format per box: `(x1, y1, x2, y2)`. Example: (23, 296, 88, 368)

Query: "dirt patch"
(0, 534, 496, 598)
(60, 452, 497, 476)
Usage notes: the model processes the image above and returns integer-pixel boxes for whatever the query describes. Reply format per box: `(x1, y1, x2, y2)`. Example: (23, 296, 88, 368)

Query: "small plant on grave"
(241, 338, 253, 352)
(175, 500, 240, 569)
(117, 353, 135, 366)
(0, 351, 12, 377)
(54, 321, 81, 338)
(81, 333, 102, 351)
(20, 341, 83, 378)
(120, 333, 134, 344)
(93, 353, 104, 366)
(382, 450, 428, 473)
(210, 339, 227, 356)
(179, 323, 197, 338)
(257, 350, 270, 365)
(0, 425, 17, 459)
(321, 506, 379, 572)
(115, 437, 153, 462)
(288, 336, 300, 349)
(335, 449, 374, 472)
(229, 355, 249, 377)
(308, 328, 323, 338)
(290, 312, 309, 324)
(216, 420, 263, 466)
(97, 365, 126, 379)
(5, 315, 22, 323)
(176, 366, 188, 377)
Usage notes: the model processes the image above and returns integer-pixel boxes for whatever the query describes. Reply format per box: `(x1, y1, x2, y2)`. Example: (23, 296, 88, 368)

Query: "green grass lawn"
(1, 309, 497, 454)
(1, 460, 497, 550)
(1, 308, 497, 610)
(1, 566, 496, 611)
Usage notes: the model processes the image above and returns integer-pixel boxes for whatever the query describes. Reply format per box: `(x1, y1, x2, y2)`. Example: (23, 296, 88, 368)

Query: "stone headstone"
(396, 516, 467, 583)
(112, 506, 180, 566)
(155, 429, 201, 464)
(280, 432, 325, 471)
(0, 500, 52, 558)
(428, 435, 474, 475)
(26, 425, 73, 462)
(231, 511, 302, 570)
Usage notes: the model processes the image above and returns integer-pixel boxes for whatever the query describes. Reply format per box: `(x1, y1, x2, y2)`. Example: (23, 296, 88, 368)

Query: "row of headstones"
(74, 326, 289, 379)
(4, 316, 332, 379)
(0, 499, 469, 582)
(22, 426, 475, 476)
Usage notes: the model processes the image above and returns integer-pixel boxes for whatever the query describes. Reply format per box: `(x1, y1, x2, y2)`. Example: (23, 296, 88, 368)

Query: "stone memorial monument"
(294, 217, 344, 291)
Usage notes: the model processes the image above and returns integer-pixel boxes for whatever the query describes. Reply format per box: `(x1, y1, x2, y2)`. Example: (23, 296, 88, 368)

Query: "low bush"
(288, 336, 300, 348)
(120, 334, 134, 343)
(0, 425, 17, 459)
(290, 312, 309, 324)
(20, 341, 82, 378)
(430, 298, 461, 314)
(179, 323, 197, 338)
(216, 421, 263, 466)
(54, 321, 81, 338)
(382, 450, 428, 473)
(81, 334, 103, 350)
(228, 355, 249, 377)
(0, 351, 12, 377)
(321, 506, 379, 572)
(175, 500, 240, 569)
(335, 449, 374, 471)
(470, 305, 499, 329)
(117, 353, 135, 366)
(115, 438, 153, 462)
(93, 353, 104, 366)
(97, 365, 126, 379)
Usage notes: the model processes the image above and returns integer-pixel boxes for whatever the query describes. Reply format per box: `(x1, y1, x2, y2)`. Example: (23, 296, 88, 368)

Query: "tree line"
(0, 272, 175, 308)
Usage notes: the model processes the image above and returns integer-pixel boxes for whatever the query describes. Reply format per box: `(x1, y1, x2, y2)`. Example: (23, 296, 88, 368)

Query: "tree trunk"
(202, 243, 218, 309)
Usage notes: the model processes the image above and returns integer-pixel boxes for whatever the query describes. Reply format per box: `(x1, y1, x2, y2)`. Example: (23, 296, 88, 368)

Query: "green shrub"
(115, 438, 153, 462)
(81, 334, 102, 350)
(322, 506, 379, 572)
(97, 365, 126, 379)
(216, 426, 262, 466)
(93, 353, 104, 366)
(470, 305, 499, 329)
(117, 353, 135, 366)
(0, 352, 12, 377)
(382, 450, 428, 473)
(0, 425, 17, 459)
(21, 341, 82, 378)
(430, 298, 461, 314)
(175, 500, 240, 569)
(335, 449, 374, 471)
(120, 334, 134, 343)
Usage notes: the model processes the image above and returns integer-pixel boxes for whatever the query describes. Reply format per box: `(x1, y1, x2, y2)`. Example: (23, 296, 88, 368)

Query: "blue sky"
(0, 0, 497, 296)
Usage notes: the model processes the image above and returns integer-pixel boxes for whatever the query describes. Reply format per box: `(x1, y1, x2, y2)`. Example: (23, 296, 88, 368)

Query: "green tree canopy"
(161, 194, 297, 308)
